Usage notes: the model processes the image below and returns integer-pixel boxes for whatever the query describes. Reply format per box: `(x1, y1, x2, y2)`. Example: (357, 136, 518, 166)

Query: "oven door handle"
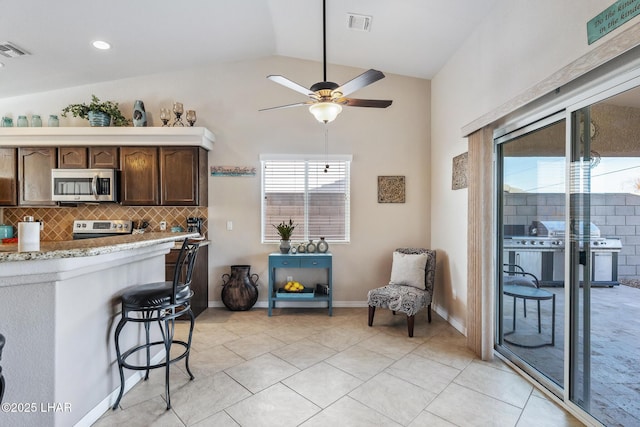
(91, 175, 98, 199)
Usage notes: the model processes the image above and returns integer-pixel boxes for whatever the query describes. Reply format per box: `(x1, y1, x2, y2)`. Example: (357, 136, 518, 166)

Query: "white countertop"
(0, 232, 201, 262)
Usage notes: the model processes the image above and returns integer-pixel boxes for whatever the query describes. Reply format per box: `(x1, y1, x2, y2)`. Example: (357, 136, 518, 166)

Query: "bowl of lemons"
(283, 281, 304, 292)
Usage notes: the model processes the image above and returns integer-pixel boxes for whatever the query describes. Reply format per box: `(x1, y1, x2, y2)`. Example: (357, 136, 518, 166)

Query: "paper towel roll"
(18, 221, 40, 252)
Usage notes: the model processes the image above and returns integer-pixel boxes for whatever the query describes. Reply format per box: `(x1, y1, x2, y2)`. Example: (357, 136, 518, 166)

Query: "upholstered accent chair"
(367, 248, 436, 337)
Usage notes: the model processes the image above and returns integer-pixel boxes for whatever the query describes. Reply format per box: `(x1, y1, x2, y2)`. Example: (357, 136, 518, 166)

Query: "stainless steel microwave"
(51, 168, 119, 202)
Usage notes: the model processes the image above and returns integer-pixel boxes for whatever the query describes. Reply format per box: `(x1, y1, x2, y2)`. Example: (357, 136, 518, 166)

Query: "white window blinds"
(261, 155, 351, 243)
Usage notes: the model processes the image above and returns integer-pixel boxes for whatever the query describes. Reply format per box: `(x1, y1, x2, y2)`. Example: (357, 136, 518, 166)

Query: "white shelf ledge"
(0, 126, 215, 150)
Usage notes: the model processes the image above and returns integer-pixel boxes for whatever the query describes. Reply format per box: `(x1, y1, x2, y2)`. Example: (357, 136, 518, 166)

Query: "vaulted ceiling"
(0, 0, 505, 100)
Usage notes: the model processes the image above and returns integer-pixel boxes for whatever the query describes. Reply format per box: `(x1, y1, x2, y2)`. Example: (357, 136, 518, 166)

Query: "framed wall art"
(452, 152, 468, 190)
(378, 175, 405, 203)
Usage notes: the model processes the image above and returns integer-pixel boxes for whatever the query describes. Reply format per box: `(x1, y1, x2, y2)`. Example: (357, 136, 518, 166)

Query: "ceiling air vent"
(347, 13, 372, 32)
(0, 42, 30, 58)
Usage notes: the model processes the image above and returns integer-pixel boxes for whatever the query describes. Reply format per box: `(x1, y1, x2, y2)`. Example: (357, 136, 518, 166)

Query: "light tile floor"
(95, 307, 583, 427)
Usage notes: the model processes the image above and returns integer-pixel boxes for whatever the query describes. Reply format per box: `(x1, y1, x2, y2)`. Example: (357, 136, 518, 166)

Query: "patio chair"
(503, 264, 555, 347)
(503, 263, 540, 320)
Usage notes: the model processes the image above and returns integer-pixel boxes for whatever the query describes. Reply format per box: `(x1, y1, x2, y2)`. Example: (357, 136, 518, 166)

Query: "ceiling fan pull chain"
(324, 124, 330, 173)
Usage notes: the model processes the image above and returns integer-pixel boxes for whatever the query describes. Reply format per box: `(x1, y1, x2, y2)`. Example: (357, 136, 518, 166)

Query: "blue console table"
(268, 253, 332, 316)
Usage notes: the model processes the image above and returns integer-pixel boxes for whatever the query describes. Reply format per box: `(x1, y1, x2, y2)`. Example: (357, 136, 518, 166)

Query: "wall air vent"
(347, 13, 372, 32)
(0, 42, 30, 58)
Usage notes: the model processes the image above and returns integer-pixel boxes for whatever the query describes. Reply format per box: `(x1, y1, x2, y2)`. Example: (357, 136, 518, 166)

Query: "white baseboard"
(74, 352, 165, 427)
(208, 300, 468, 336)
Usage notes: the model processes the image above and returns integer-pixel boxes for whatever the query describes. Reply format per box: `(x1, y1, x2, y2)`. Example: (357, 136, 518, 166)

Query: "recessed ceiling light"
(92, 40, 111, 50)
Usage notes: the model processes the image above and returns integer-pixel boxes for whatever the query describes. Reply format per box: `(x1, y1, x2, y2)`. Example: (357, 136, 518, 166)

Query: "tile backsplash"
(2, 205, 208, 241)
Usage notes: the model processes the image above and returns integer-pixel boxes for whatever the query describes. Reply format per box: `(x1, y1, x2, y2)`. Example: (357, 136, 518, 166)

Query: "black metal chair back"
(170, 239, 200, 305)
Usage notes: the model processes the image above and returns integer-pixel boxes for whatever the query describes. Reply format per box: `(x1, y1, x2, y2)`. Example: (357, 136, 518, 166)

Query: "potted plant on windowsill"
(61, 95, 131, 127)
(273, 219, 296, 254)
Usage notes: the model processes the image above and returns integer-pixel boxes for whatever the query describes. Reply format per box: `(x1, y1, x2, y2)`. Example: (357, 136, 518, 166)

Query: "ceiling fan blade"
(267, 75, 315, 97)
(335, 69, 386, 97)
(340, 98, 393, 108)
(259, 102, 313, 112)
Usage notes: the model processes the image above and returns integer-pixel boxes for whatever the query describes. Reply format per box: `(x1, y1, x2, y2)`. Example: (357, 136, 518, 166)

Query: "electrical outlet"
(159, 221, 167, 231)
(286, 276, 293, 282)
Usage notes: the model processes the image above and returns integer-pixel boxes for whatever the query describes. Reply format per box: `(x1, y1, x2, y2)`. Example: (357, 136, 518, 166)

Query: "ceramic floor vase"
(221, 265, 259, 311)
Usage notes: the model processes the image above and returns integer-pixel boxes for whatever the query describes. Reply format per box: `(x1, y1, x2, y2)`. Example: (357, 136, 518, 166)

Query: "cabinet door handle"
(312, 261, 318, 265)
(282, 261, 289, 265)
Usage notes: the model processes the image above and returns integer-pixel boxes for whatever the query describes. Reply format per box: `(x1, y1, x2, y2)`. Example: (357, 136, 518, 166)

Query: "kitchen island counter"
(0, 231, 199, 263)
(0, 231, 199, 427)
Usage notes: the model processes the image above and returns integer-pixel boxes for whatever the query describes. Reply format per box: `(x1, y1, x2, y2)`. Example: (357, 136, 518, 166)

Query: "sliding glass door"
(568, 91, 640, 426)
(496, 85, 640, 426)
(496, 115, 566, 392)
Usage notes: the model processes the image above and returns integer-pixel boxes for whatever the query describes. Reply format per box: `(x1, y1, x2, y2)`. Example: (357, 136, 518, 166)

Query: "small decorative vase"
(31, 115, 42, 127)
(221, 265, 259, 311)
(132, 100, 147, 127)
(279, 239, 291, 254)
(88, 111, 111, 127)
(17, 115, 28, 127)
(317, 237, 329, 253)
(297, 243, 306, 253)
(48, 115, 59, 127)
(306, 239, 316, 253)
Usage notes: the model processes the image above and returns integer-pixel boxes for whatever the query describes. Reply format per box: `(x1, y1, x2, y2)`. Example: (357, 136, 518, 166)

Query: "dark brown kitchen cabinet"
(58, 147, 88, 168)
(18, 147, 56, 206)
(120, 147, 159, 205)
(89, 147, 119, 168)
(0, 148, 17, 206)
(159, 147, 207, 206)
(165, 243, 208, 318)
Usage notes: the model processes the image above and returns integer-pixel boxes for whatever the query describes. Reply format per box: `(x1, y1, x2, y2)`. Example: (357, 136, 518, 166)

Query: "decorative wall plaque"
(378, 176, 405, 203)
(211, 166, 256, 176)
(452, 152, 468, 190)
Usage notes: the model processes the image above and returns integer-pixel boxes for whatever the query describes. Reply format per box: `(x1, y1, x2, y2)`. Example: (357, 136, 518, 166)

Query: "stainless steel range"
(72, 220, 133, 240)
(504, 220, 622, 286)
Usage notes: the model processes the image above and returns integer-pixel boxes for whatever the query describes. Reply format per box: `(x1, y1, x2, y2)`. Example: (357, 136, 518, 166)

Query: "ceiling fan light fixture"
(309, 102, 342, 123)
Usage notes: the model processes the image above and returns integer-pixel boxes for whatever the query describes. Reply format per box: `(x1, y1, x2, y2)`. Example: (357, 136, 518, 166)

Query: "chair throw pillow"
(389, 251, 427, 289)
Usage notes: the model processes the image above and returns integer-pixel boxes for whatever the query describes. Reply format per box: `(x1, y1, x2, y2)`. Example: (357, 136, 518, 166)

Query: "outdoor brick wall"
(265, 193, 346, 240)
(504, 192, 640, 280)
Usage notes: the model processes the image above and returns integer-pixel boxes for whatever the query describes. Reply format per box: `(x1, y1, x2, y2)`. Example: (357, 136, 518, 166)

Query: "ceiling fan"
(260, 0, 393, 123)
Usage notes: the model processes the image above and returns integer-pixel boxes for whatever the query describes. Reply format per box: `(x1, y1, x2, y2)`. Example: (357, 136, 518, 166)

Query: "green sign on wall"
(587, 0, 640, 44)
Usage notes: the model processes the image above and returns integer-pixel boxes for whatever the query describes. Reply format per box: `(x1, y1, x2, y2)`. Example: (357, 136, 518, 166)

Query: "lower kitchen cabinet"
(165, 243, 208, 318)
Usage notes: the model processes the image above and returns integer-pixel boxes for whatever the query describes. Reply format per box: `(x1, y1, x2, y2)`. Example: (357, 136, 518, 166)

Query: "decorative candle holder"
(186, 110, 197, 127)
(172, 102, 185, 127)
(160, 108, 171, 127)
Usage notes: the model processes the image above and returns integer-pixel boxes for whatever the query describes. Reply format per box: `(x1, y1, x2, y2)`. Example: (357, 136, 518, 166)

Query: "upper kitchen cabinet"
(89, 147, 119, 168)
(120, 147, 159, 206)
(18, 147, 57, 206)
(0, 148, 17, 206)
(159, 147, 207, 206)
(58, 147, 88, 168)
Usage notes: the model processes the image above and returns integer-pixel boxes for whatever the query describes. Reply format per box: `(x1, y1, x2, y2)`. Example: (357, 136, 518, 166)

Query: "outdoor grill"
(504, 220, 622, 286)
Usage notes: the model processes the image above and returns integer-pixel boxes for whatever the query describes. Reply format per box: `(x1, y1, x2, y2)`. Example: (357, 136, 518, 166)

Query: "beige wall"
(0, 56, 430, 307)
(430, 0, 625, 333)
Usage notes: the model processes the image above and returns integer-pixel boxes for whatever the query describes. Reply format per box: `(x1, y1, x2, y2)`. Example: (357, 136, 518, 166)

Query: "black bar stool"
(0, 333, 5, 404)
(112, 239, 201, 410)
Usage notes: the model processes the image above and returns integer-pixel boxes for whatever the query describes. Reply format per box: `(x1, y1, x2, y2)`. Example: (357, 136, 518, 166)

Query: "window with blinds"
(261, 155, 351, 243)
